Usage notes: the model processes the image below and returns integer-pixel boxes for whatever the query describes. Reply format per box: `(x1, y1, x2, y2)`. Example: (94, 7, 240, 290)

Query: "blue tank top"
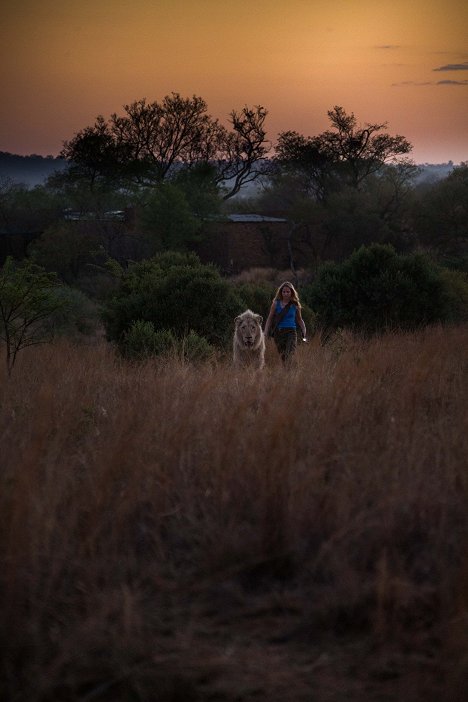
(275, 301, 297, 329)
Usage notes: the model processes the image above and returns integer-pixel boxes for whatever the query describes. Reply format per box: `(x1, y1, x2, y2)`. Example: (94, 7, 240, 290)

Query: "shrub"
(302, 243, 457, 335)
(119, 323, 214, 363)
(119, 321, 175, 360)
(103, 251, 244, 347)
(178, 330, 215, 363)
(45, 286, 102, 338)
(439, 268, 468, 322)
(234, 281, 273, 319)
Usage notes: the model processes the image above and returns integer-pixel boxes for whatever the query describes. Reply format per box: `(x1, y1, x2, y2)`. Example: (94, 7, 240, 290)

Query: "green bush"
(439, 268, 468, 322)
(178, 330, 215, 363)
(103, 251, 244, 347)
(234, 281, 273, 319)
(119, 321, 175, 360)
(45, 286, 101, 338)
(302, 244, 459, 335)
(118, 323, 215, 363)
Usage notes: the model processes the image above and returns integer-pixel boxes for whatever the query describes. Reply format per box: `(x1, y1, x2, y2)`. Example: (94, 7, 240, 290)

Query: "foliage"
(259, 107, 417, 263)
(438, 267, 468, 322)
(317, 171, 417, 259)
(257, 167, 416, 265)
(44, 286, 102, 338)
(273, 132, 335, 203)
(0, 179, 62, 233)
(215, 105, 270, 199)
(413, 162, 468, 257)
(233, 280, 274, 319)
(103, 251, 243, 346)
(45, 168, 134, 214)
(138, 183, 202, 252)
(29, 223, 106, 283)
(274, 106, 414, 202)
(119, 320, 176, 360)
(119, 320, 215, 363)
(61, 93, 269, 199)
(320, 185, 392, 257)
(59, 115, 126, 189)
(178, 329, 215, 363)
(0, 257, 66, 374)
(172, 162, 222, 218)
(303, 244, 458, 335)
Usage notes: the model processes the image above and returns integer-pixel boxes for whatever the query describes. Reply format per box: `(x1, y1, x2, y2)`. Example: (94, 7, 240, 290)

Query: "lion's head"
(234, 310, 263, 349)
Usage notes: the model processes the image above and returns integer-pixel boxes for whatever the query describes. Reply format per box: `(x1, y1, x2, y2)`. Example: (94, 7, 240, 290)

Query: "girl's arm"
(263, 301, 276, 337)
(296, 308, 307, 338)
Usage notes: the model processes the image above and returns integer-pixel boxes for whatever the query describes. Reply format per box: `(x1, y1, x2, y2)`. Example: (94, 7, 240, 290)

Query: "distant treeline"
(0, 150, 457, 189)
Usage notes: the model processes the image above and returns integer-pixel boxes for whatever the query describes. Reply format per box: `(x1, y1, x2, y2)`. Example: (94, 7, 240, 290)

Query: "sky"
(1, 0, 467, 164)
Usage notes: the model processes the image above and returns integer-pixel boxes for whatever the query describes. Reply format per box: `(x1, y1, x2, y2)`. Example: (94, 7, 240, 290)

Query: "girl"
(264, 281, 306, 365)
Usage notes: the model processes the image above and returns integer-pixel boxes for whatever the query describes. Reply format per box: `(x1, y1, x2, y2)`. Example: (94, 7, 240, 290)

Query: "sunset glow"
(1, 0, 467, 163)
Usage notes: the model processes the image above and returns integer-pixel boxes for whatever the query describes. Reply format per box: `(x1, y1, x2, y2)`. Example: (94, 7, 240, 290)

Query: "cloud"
(392, 81, 432, 87)
(433, 61, 468, 71)
(392, 79, 468, 87)
(375, 45, 401, 50)
(436, 79, 468, 85)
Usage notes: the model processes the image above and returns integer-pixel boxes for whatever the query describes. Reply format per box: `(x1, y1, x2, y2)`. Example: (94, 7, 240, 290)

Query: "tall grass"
(1, 325, 467, 701)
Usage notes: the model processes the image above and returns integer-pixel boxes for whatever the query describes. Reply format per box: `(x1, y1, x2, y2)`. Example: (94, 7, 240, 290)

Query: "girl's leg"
(275, 331, 297, 366)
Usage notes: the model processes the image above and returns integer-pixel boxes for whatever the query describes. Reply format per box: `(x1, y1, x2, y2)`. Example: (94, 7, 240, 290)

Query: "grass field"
(1, 325, 467, 701)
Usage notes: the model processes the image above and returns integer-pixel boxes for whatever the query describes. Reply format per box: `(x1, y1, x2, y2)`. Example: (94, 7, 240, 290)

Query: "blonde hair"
(274, 281, 301, 308)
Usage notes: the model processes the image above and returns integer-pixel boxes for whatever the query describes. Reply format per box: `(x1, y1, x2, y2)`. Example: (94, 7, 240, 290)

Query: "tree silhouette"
(61, 94, 269, 199)
(275, 106, 413, 201)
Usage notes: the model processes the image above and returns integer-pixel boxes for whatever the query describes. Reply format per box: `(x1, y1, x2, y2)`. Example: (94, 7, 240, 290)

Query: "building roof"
(225, 214, 287, 223)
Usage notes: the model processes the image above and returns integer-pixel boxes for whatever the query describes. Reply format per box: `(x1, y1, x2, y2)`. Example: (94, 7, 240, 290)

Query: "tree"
(413, 162, 468, 260)
(29, 223, 106, 283)
(214, 105, 270, 199)
(0, 178, 62, 235)
(172, 162, 222, 217)
(265, 108, 416, 262)
(274, 106, 414, 201)
(0, 257, 65, 375)
(137, 163, 223, 254)
(45, 167, 133, 217)
(273, 131, 335, 202)
(61, 94, 269, 199)
(317, 106, 413, 189)
(138, 184, 201, 252)
(317, 163, 417, 260)
(58, 116, 126, 190)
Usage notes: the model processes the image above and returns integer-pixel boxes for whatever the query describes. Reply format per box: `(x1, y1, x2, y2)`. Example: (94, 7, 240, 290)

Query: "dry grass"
(1, 325, 467, 701)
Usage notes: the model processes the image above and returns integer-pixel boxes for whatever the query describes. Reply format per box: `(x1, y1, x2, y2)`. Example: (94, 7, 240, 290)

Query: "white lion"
(233, 310, 265, 370)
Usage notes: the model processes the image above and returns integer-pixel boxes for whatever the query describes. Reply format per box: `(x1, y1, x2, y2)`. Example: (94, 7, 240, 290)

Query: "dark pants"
(274, 328, 297, 365)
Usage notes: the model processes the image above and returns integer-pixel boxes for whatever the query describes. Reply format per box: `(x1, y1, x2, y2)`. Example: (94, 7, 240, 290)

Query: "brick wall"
(196, 220, 314, 273)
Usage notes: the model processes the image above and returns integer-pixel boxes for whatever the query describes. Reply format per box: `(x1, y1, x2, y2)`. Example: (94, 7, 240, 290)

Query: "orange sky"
(1, 0, 467, 163)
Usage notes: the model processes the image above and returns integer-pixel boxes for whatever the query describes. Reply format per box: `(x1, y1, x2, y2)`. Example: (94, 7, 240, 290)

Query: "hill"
(0, 152, 67, 186)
